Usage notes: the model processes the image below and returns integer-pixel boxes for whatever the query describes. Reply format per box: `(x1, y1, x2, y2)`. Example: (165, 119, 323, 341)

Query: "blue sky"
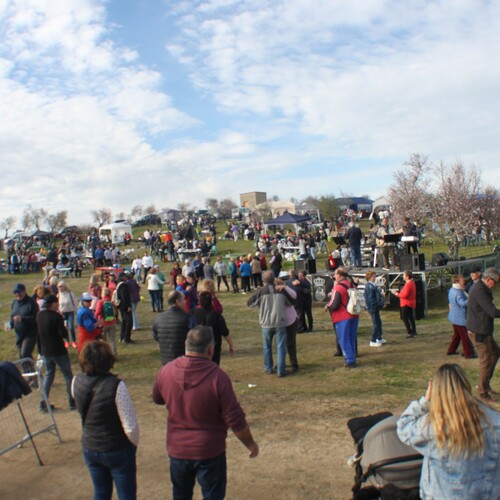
(1, 0, 499, 226)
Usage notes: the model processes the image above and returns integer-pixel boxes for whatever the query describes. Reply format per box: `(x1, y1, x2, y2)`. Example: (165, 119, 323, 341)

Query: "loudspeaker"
(432, 252, 449, 266)
(294, 259, 316, 274)
(417, 253, 425, 271)
(400, 254, 425, 271)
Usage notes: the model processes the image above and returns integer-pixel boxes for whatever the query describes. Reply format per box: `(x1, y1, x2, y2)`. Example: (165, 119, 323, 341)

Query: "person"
(115, 272, 134, 344)
(239, 257, 252, 293)
(152, 326, 258, 500)
(88, 273, 102, 312)
(199, 279, 223, 313)
(33, 284, 50, 310)
(465, 265, 482, 293)
(214, 256, 230, 292)
(397, 363, 500, 499)
(152, 290, 191, 365)
(192, 291, 234, 365)
(466, 267, 500, 401)
(376, 218, 396, 269)
(95, 288, 119, 356)
(131, 254, 143, 282)
(392, 271, 417, 338)
(77, 292, 103, 352)
(146, 267, 165, 313)
(276, 278, 299, 373)
(57, 280, 78, 349)
(228, 257, 239, 293)
(72, 341, 139, 500)
(202, 257, 215, 281)
(36, 294, 75, 412)
(251, 253, 263, 289)
(364, 271, 386, 347)
(127, 274, 141, 331)
(156, 265, 167, 312)
(169, 262, 182, 288)
(344, 222, 363, 268)
(402, 217, 419, 254)
(325, 268, 360, 368)
(298, 270, 313, 332)
(247, 271, 295, 377)
(142, 251, 154, 284)
(10, 283, 39, 359)
(269, 249, 283, 278)
(447, 274, 475, 358)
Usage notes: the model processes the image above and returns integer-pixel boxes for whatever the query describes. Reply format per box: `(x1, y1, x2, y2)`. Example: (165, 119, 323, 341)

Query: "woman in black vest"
(72, 341, 139, 500)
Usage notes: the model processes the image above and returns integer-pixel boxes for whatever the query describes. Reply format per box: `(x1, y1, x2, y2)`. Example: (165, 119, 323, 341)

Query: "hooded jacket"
(152, 356, 247, 460)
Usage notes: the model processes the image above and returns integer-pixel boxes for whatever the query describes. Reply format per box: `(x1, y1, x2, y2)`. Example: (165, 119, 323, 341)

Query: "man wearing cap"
(36, 294, 75, 411)
(10, 284, 39, 359)
(466, 266, 482, 293)
(116, 272, 134, 344)
(77, 292, 103, 352)
(466, 267, 500, 401)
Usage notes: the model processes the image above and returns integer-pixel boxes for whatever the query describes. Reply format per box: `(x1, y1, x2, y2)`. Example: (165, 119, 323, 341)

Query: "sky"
(1, 0, 499, 227)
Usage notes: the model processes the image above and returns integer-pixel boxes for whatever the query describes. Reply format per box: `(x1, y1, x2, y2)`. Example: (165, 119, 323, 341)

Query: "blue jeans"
(148, 290, 161, 311)
(83, 443, 137, 500)
(63, 311, 76, 342)
(350, 246, 362, 267)
(42, 354, 74, 406)
(131, 302, 139, 329)
(335, 318, 358, 365)
(170, 453, 226, 500)
(262, 326, 286, 375)
(370, 310, 382, 342)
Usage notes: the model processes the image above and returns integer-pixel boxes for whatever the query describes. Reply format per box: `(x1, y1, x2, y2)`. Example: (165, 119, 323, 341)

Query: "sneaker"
(378, 338, 387, 344)
(64, 341, 70, 348)
(369, 341, 383, 347)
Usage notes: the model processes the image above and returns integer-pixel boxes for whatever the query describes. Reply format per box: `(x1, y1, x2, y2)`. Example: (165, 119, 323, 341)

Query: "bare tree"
(301, 196, 319, 206)
(22, 205, 48, 230)
(130, 205, 144, 221)
(205, 198, 219, 214)
(90, 208, 112, 227)
(144, 204, 157, 215)
(254, 202, 273, 223)
(387, 153, 433, 227)
(270, 194, 279, 202)
(177, 202, 190, 212)
(45, 211, 68, 233)
(473, 185, 500, 244)
(218, 198, 237, 219)
(0, 215, 17, 238)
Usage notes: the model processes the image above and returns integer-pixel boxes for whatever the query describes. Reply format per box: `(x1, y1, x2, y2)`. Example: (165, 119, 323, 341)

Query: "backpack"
(113, 283, 122, 307)
(340, 283, 362, 315)
(102, 301, 115, 322)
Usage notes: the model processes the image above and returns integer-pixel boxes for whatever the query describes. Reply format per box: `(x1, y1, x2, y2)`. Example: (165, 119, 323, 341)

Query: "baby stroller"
(347, 412, 423, 500)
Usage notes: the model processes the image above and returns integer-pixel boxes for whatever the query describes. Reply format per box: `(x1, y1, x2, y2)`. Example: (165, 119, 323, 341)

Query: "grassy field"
(0, 225, 498, 499)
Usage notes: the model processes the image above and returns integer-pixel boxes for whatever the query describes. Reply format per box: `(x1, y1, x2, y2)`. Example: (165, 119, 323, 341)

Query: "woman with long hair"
(57, 280, 78, 349)
(397, 363, 500, 499)
(199, 279, 223, 313)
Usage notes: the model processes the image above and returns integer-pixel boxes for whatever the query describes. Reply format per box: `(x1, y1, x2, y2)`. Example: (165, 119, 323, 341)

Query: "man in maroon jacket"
(152, 326, 258, 499)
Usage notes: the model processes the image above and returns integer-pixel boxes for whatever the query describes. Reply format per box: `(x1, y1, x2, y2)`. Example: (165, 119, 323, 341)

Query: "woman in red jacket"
(392, 270, 417, 338)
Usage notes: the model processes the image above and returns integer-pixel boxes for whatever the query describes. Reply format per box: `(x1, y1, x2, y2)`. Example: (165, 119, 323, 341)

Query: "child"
(95, 288, 118, 355)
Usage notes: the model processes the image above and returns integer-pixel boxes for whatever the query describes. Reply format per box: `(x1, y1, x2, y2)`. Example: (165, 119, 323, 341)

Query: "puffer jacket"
(447, 284, 467, 326)
(152, 306, 191, 365)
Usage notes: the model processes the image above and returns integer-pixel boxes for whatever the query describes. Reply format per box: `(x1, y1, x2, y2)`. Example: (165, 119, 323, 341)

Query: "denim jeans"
(83, 443, 137, 500)
(42, 354, 75, 406)
(63, 311, 76, 342)
(370, 310, 382, 342)
(335, 318, 358, 365)
(131, 302, 139, 330)
(148, 290, 161, 311)
(350, 246, 362, 267)
(169, 453, 226, 500)
(262, 326, 286, 375)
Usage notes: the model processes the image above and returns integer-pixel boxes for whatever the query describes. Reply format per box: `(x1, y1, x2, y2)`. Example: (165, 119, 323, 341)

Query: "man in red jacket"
(152, 326, 258, 499)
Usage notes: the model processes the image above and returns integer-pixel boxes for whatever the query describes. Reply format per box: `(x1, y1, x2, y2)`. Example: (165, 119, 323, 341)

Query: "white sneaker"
(379, 338, 387, 344)
(369, 341, 383, 347)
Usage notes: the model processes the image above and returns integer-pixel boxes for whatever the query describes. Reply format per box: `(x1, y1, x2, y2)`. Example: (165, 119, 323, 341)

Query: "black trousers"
(401, 306, 416, 335)
(120, 309, 133, 342)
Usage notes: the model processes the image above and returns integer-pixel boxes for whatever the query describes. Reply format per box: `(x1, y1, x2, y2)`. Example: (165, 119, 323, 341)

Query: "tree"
(115, 211, 126, 221)
(433, 160, 481, 240)
(473, 185, 500, 244)
(144, 204, 157, 215)
(218, 198, 237, 219)
(45, 211, 68, 233)
(177, 202, 190, 212)
(130, 205, 144, 221)
(301, 196, 319, 206)
(0, 215, 17, 237)
(316, 194, 338, 222)
(205, 198, 219, 214)
(254, 202, 273, 223)
(90, 208, 112, 227)
(387, 153, 433, 227)
(22, 205, 48, 230)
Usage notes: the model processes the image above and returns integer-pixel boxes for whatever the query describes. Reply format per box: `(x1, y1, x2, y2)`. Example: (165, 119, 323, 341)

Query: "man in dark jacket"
(37, 294, 75, 411)
(345, 222, 363, 268)
(153, 291, 191, 365)
(466, 267, 500, 401)
(364, 271, 386, 347)
(116, 272, 133, 344)
(10, 283, 39, 358)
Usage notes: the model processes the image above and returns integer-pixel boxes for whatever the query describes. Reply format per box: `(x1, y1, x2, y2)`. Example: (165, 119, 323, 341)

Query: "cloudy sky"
(1, 0, 499, 226)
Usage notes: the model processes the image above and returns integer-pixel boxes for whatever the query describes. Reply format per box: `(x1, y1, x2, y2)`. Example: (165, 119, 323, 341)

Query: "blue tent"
(264, 211, 311, 225)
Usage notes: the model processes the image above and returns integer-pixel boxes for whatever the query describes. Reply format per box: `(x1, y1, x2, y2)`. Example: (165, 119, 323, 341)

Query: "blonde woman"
(199, 279, 223, 313)
(87, 273, 102, 311)
(397, 364, 500, 499)
(57, 280, 78, 348)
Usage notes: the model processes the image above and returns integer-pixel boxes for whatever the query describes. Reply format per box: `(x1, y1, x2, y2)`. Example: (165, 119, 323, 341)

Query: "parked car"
(132, 214, 162, 227)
